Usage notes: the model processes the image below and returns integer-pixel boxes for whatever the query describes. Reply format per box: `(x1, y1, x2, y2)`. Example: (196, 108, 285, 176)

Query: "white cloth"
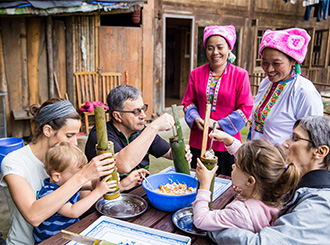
(251, 75, 323, 145)
(303, 0, 319, 7)
(0, 145, 48, 245)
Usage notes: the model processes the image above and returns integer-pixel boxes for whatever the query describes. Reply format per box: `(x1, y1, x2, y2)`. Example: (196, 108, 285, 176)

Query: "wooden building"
(156, 0, 330, 111)
(0, 0, 330, 137)
(0, 0, 150, 137)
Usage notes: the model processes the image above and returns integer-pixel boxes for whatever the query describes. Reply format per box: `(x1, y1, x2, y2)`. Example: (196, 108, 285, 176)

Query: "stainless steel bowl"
(172, 207, 207, 236)
(96, 193, 148, 219)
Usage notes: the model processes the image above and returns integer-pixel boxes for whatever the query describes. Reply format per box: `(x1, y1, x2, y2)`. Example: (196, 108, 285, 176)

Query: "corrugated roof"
(0, 0, 145, 15)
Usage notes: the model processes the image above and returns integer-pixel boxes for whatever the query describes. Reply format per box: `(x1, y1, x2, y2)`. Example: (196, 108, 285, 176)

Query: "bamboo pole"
(170, 104, 190, 174)
(201, 104, 211, 158)
(94, 106, 120, 200)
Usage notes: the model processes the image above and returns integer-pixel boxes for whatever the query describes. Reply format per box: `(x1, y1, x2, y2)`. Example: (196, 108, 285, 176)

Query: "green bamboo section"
(172, 104, 183, 140)
(200, 156, 218, 210)
(170, 104, 190, 175)
(94, 106, 120, 200)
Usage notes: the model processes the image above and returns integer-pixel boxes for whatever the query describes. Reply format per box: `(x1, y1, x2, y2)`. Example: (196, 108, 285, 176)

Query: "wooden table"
(41, 175, 234, 245)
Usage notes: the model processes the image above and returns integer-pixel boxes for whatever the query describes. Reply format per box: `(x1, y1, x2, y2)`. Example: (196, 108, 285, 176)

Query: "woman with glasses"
(209, 116, 330, 244)
(182, 25, 254, 176)
(85, 85, 192, 176)
(249, 28, 323, 145)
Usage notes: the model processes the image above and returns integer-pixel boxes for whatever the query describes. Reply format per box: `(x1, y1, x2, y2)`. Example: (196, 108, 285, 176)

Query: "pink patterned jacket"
(182, 63, 253, 152)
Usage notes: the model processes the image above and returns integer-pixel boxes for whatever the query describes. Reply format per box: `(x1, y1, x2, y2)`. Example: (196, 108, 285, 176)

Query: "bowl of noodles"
(142, 172, 198, 212)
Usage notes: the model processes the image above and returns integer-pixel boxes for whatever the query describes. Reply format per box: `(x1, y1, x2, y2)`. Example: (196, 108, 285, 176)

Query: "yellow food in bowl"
(155, 183, 196, 195)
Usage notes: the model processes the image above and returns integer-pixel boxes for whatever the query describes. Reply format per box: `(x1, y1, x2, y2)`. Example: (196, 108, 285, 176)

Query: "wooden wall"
(0, 15, 100, 137)
(152, 0, 330, 115)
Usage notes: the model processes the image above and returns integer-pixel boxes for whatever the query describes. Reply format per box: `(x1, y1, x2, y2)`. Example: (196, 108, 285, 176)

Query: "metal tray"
(172, 207, 207, 236)
(96, 193, 148, 219)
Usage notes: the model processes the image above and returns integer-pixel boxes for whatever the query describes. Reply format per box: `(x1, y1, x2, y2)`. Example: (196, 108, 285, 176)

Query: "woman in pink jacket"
(182, 25, 253, 176)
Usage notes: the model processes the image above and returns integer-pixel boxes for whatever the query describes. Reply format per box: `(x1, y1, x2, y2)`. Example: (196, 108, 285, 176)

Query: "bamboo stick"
(201, 104, 211, 158)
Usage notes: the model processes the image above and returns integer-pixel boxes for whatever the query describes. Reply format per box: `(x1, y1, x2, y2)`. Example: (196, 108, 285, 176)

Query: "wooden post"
(27, 18, 40, 105)
(65, 16, 74, 102)
(21, 19, 30, 137)
(58, 20, 66, 98)
(201, 104, 211, 158)
(0, 20, 9, 137)
(46, 16, 54, 98)
(142, 1, 154, 119)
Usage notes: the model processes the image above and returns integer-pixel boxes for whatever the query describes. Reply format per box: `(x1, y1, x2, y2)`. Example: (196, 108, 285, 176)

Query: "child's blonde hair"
(236, 139, 300, 207)
(44, 142, 88, 176)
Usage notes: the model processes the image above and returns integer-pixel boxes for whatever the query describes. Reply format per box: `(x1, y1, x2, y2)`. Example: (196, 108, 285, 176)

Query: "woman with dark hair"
(0, 98, 144, 244)
(182, 25, 254, 176)
(249, 28, 323, 145)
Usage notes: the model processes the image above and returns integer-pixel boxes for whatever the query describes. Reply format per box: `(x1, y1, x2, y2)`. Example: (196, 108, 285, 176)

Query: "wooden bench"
(75, 71, 122, 135)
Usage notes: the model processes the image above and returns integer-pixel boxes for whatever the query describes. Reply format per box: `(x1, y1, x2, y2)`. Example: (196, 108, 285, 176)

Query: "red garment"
(182, 63, 253, 152)
(80, 101, 109, 112)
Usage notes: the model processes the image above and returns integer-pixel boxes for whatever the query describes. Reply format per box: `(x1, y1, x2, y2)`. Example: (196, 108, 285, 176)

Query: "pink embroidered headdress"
(259, 28, 311, 63)
(203, 25, 236, 50)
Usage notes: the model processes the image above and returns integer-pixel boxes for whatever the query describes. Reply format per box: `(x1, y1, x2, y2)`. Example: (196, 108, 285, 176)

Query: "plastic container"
(0, 137, 24, 172)
(142, 172, 198, 212)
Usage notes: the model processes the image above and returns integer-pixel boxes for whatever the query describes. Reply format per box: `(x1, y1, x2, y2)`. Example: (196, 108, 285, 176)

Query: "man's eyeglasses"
(291, 134, 313, 144)
(116, 104, 148, 116)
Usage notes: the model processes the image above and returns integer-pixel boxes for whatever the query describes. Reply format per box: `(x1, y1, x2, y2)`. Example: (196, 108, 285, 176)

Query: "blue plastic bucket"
(0, 137, 24, 172)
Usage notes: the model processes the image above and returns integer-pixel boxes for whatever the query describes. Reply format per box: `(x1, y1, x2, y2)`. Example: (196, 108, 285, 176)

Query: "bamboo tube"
(169, 104, 190, 175)
(199, 103, 216, 209)
(200, 156, 218, 209)
(201, 104, 211, 158)
(94, 106, 120, 200)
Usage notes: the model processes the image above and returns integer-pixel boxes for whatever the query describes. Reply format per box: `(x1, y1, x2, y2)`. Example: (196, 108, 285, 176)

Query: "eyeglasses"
(116, 104, 148, 116)
(290, 134, 313, 144)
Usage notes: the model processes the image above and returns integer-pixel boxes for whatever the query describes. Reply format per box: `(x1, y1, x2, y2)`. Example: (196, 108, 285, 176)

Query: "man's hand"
(150, 113, 175, 131)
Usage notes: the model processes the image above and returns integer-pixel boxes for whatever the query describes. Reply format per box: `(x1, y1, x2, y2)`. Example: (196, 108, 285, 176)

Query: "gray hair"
(294, 116, 330, 169)
(107, 85, 141, 119)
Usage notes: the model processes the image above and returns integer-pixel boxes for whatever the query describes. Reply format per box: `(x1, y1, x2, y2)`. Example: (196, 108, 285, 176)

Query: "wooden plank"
(2, 17, 23, 137)
(12, 109, 33, 120)
(27, 18, 40, 105)
(99, 26, 142, 89)
(65, 16, 74, 103)
(153, 213, 177, 232)
(38, 18, 48, 104)
(95, 16, 100, 71)
(20, 18, 30, 137)
(142, 1, 155, 120)
(0, 19, 9, 137)
(53, 20, 60, 97)
(46, 16, 54, 97)
(58, 20, 66, 98)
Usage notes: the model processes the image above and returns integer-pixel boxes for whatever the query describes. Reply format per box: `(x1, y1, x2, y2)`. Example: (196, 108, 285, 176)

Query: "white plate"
(67, 215, 191, 245)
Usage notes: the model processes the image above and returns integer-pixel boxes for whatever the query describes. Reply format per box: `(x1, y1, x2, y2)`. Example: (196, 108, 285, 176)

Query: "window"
(255, 29, 267, 67)
(197, 27, 209, 67)
(301, 28, 313, 68)
(312, 29, 329, 67)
